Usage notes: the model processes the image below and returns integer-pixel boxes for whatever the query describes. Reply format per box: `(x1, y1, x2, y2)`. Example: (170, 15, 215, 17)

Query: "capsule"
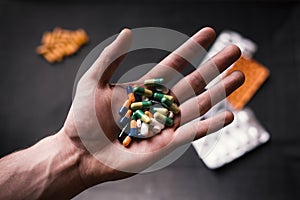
(153, 92, 174, 102)
(129, 120, 137, 137)
(154, 112, 173, 126)
(155, 85, 169, 94)
(122, 136, 132, 147)
(122, 120, 137, 147)
(150, 107, 169, 116)
(133, 87, 153, 97)
(144, 111, 153, 118)
(126, 86, 136, 103)
(150, 100, 161, 105)
(118, 124, 129, 144)
(130, 101, 152, 110)
(150, 118, 165, 134)
(144, 78, 164, 86)
(169, 103, 180, 114)
(118, 110, 132, 127)
(140, 122, 150, 137)
(133, 110, 151, 124)
(161, 97, 173, 108)
(118, 100, 131, 116)
(134, 93, 142, 102)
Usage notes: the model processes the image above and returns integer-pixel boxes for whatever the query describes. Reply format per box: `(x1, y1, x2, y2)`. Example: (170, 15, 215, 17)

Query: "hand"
(61, 27, 244, 188)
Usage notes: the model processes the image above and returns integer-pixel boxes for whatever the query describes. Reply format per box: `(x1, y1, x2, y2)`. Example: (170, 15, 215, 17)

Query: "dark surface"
(1, 0, 300, 199)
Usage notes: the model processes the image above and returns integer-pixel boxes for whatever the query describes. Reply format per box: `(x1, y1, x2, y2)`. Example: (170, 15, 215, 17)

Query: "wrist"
(31, 130, 87, 199)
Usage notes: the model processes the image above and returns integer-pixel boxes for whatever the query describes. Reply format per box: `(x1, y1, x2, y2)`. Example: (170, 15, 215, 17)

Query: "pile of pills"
(117, 78, 180, 147)
(36, 27, 89, 63)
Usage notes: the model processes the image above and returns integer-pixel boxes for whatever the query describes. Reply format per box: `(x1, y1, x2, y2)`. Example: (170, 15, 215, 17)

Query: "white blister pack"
(192, 30, 270, 169)
(193, 107, 270, 169)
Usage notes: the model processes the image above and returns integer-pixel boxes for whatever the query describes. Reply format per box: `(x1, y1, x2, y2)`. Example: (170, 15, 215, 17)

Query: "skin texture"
(0, 27, 244, 200)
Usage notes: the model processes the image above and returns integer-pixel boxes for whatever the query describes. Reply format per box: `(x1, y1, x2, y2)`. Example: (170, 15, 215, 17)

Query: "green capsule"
(130, 101, 152, 110)
(154, 112, 173, 126)
(161, 97, 173, 107)
(133, 87, 153, 97)
(144, 78, 164, 86)
(133, 110, 151, 124)
(153, 92, 174, 102)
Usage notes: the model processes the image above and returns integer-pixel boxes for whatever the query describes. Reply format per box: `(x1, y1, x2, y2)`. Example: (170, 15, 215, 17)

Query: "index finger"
(142, 27, 216, 82)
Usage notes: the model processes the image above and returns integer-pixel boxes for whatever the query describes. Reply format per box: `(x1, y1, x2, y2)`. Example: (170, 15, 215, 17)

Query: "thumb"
(84, 28, 132, 86)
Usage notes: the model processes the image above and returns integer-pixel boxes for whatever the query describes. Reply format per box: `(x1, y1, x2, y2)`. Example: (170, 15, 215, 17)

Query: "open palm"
(63, 28, 244, 187)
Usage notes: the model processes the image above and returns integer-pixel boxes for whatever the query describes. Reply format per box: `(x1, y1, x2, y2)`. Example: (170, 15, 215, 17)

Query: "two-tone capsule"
(144, 78, 164, 86)
(130, 101, 152, 110)
(129, 119, 137, 137)
(150, 107, 169, 116)
(126, 86, 135, 103)
(133, 110, 151, 124)
(153, 92, 174, 102)
(169, 103, 180, 114)
(154, 112, 174, 126)
(133, 87, 153, 97)
(155, 85, 169, 94)
(118, 124, 129, 144)
(118, 100, 130, 116)
(122, 120, 137, 147)
(119, 110, 132, 127)
(161, 97, 173, 108)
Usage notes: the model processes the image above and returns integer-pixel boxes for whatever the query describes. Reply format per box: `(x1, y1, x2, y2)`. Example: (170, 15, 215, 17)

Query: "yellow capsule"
(141, 115, 151, 124)
(153, 92, 174, 102)
(130, 101, 152, 110)
(133, 87, 153, 97)
(134, 110, 151, 124)
(144, 78, 164, 86)
(164, 95, 174, 101)
(151, 107, 169, 116)
(169, 103, 180, 114)
(154, 112, 173, 126)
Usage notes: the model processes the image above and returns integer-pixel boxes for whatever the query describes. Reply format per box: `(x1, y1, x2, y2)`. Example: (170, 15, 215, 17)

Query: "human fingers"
(142, 27, 216, 82)
(171, 45, 241, 103)
(178, 70, 245, 125)
(83, 28, 132, 86)
(173, 110, 234, 146)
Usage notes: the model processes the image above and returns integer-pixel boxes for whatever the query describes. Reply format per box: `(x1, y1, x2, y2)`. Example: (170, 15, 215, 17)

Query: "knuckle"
(188, 72, 206, 91)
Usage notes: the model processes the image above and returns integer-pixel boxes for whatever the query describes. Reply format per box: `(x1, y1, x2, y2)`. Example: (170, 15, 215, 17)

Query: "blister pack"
(193, 107, 270, 169)
(192, 30, 270, 169)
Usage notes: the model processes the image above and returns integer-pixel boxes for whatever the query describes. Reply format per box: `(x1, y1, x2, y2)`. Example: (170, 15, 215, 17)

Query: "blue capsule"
(118, 100, 130, 116)
(118, 110, 132, 127)
(126, 86, 135, 103)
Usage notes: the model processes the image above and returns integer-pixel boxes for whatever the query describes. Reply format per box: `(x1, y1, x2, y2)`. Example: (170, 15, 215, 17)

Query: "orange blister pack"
(226, 57, 270, 110)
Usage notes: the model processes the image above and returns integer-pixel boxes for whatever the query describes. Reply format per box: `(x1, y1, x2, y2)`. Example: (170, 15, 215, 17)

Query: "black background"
(0, 0, 299, 199)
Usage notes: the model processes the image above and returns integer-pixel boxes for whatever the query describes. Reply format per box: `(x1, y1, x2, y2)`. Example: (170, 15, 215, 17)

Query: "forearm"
(0, 130, 86, 200)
